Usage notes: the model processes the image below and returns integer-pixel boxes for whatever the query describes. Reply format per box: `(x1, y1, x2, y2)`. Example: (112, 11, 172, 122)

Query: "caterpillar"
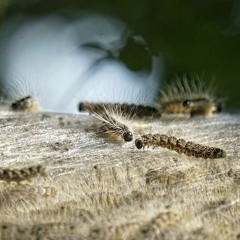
(0, 165, 47, 183)
(82, 104, 133, 142)
(10, 95, 40, 113)
(78, 102, 161, 119)
(135, 134, 226, 159)
(97, 115, 133, 142)
(182, 98, 222, 117)
(158, 74, 223, 117)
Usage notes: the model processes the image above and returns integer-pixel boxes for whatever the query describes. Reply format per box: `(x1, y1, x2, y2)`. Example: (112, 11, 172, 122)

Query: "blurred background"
(0, 0, 239, 112)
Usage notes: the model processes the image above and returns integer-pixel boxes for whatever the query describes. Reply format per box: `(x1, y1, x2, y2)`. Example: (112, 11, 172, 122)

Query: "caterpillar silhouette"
(81, 103, 133, 142)
(135, 134, 226, 159)
(97, 114, 133, 142)
(79, 102, 161, 119)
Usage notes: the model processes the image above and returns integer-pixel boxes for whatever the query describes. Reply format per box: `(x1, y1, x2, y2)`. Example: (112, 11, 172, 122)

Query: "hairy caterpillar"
(79, 102, 161, 119)
(158, 74, 223, 117)
(0, 165, 47, 183)
(84, 104, 134, 142)
(135, 134, 226, 159)
(1, 75, 42, 113)
(97, 116, 133, 142)
(10, 95, 40, 113)
(182, 98, 222, 117)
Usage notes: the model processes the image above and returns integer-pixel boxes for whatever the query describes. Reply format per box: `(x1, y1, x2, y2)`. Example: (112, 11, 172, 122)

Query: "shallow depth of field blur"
(0, 0, 239, 112)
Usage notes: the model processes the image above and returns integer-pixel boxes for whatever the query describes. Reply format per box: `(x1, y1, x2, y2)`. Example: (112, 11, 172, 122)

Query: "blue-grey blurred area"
(0, 0, 239, 112)
(0, 13, 161, 113)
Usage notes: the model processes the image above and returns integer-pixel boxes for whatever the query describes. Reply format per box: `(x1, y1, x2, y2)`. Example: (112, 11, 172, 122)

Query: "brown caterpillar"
(97, 115, 133, 142)
(161, 98, 221, 117)
(0, 165, 47, 183)
(135, 134, 226, 159)
(158, 74, 223, 117)
(182, 98, 222, 117)
(78, 102, 161, 119)
(11, 95, 40, 113)
(83, 104, 133, 142)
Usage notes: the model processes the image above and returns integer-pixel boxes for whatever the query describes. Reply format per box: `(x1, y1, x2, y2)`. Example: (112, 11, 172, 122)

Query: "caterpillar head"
(135, 139, 143, 149)
(123, 131, 133, 142)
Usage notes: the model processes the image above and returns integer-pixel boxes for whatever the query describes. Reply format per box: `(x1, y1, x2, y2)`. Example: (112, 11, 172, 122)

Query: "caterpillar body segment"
(79, 102, 161, 119)
(0, 165, 47, 183)
(160, 98, 222, 117)
(160, 100, 188, 115)
(135, 134, 226, 159)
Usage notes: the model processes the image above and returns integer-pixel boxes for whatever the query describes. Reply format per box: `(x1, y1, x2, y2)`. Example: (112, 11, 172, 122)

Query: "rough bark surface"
(0, 102, 239, 240)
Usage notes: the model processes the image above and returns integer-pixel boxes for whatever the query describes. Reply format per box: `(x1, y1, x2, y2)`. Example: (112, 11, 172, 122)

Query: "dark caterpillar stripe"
(78, 102, 161, 118)
(135, 134, 226, 159)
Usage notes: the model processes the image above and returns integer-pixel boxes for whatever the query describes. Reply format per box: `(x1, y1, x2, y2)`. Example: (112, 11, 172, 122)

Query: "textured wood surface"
(0, 103, 239, 240)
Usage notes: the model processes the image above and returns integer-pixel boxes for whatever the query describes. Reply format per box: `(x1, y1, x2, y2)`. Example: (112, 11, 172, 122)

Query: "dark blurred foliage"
(1, 0, 240, 111)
